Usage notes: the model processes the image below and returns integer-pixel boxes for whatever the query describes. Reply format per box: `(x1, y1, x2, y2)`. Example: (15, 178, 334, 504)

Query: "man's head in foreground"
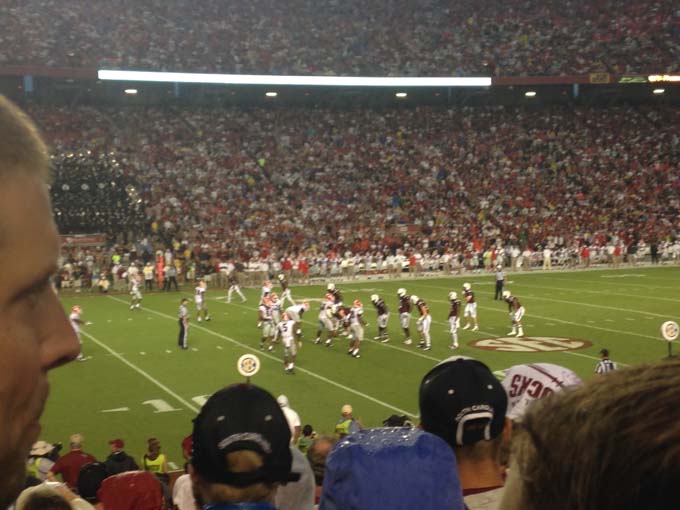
(0, 95, 80, 508)
(419, 356, 510, 489)
(191, 383, 299, 506)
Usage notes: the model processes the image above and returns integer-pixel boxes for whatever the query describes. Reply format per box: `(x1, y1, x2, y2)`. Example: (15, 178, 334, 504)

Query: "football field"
(47, 266, 680, 468)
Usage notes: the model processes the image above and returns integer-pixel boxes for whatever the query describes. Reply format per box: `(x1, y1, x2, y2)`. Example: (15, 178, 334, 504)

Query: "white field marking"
(80, 330, 199, 414)
(191, 347, 199, 352)
(215, 298, 444, 364)
(128, 318, 133, 321)
(110, 297, 416, 416)
(101, 407, 130, 413)
(140, 351, 146, 355)
(562, 351, 630, 367)
(216, 345, 223, 350)
(539, 274, 680, 290)
(165, 350, 172, 353)
(168, 462, 179, 470)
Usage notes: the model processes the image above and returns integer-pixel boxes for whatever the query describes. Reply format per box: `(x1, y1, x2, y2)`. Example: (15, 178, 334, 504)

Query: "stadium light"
(265, 91, 278, 97)
(525, 91, 537, 97)
(98, 70, 492, 87)
(395, 92, 408, 98)
(653, 88, 665, 95)
(124, 88, 138, 95)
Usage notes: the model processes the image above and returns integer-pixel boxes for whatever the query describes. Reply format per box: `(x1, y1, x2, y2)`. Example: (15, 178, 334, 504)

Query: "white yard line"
(503, 281, 680, 305)
(562, 351, 630, 367)
(80, 330, 200, 413)
(109, 296, 416, 417)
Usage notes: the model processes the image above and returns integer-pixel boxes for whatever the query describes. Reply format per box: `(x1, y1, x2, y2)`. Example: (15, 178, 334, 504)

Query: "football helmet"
(302, 300, 309, 311)
(277, 274, 285, 281)
(71, 305, 82, 314)
(324, 293, 334, 302)
(502, 290, 511, 299)
(449, 291, 457, 301)
(370, 294, 379, 303)
(271, 293, 279, 301)
(264, 280, 272, 287)
(353, 299, 362, 308)
(281, 312, 290, 321)
(463, 282, 471, 291)
(262, 297, 272, 306)
(397, 288, 406, 297)
(410, 295, 419, 305)
(327, 283, 335, 291)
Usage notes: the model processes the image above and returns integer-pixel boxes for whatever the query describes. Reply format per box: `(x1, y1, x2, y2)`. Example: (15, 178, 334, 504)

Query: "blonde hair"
(510, 359, 680, 510)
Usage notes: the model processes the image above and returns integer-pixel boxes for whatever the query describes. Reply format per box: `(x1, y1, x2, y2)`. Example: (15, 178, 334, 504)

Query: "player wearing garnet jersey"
(194, 279, 211, 322)
(462, 282, 479, 331)
(274, 313, 298, 373)
(226, 271, 247, 303)
(348, 300, 367, 358)
(370, 294, 390, 342)
(315, 293, 336, 345)
(397, 288, 413, 345)
(503, 290, 525, 337)
(129, 274, 143, 310)
(448, 291, 462, 349)
(277, 273, 296, 306)
(258, 297, 275, 351)
(411, 296, 431, 350)
(327, 283, 343, 306)
(326, 304, 350, 347)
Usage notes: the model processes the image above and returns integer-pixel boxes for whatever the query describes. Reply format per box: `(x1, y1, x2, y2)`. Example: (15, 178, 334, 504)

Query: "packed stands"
(2, 0, 678, 76)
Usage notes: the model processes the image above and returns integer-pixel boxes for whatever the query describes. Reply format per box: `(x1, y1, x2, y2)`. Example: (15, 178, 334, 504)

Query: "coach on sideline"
(0, 95, 80, 509)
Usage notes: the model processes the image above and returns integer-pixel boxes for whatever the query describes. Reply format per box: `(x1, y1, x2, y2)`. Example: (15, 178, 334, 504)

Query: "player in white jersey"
(270, 293, 282, 324)
(315, 293, 336, 345)
(260, 280, 273, 304)
(411, 296, 432, 350)
(258, 297, 275, 351)
(69, 306, 91, 361)
(194, 279, 211, 322)
(285, 301, 309, 345)
(129, 274, 143, 310)
(277, 273, 296, 306)
(348, 300, 366, 358)
(227, 271, 247, 303)
(274, 313, 298, 373)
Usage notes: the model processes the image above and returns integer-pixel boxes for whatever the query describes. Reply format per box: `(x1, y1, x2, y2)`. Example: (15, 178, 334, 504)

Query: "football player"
(411, 296, 431, 350)
(69, 306, 92, 361)
(270, 293, 282, 325)
(348, 300, 367, 358)
(462, 282, 479, 331)
(285, 301, 309, 345)
(274, 312, 298, 373)
(503, 290, 525, 337)
(258, 297, 275, 351)
(129, 273, 143, 310)
(448, 291, 462, 349)
(315, 293, 336, 345)
(397, 288, 413, 345)
(194, 279, 211, 322)
(226, 271, 247, 303)
(327, 304, 351, 347)
(327, 282, 343, 306)
(260, 280, 273, 304)
(277, 273, 296, 306)
(370, 294, 390, 343)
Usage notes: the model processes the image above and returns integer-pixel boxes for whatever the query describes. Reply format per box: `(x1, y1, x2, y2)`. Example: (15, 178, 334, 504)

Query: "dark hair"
(600, 348, 610, 357)
(302, 425, 313, 436)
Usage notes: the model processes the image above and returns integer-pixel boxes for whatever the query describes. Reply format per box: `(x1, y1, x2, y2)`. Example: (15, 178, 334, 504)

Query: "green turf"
(45, 266, 680, 467)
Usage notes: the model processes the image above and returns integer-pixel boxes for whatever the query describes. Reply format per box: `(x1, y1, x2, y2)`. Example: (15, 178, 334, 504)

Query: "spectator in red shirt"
(48, 434, 97, 490)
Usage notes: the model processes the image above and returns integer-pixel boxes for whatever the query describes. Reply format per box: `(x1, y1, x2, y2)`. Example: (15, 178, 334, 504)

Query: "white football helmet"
(397, 288, 406, 297)
(277, 273, 285, 281)
(502, 290, 511, 299)
(410, 295, 419, 305)
(370, 294, 379, 303)
(327, 283, 335, 291)
(449, 291, 457, 301)
(463, 282, 471, 291)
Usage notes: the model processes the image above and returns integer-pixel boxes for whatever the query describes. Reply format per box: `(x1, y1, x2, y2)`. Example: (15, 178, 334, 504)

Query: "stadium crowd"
(1, 0, 677, 76)
(33, 103, 680, 286)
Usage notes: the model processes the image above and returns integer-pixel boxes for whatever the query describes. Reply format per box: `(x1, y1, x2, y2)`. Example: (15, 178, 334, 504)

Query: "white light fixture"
(265, 91, 278, 97)
(395, 92, 407, 98)
(99, 70, 492, 88)
(653, 88, 665, 95)
(124, 88, 138, 95)
(525, 91, 537, 97)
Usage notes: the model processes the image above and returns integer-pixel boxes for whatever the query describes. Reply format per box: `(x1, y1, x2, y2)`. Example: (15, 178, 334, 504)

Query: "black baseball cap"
(419, 356, 507, 447)
(192, 384, 300, 487)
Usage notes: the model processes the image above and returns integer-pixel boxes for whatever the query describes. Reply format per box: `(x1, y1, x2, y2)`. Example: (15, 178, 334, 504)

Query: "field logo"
(471, 336, 592, 353)
(237, 354, 261, 377)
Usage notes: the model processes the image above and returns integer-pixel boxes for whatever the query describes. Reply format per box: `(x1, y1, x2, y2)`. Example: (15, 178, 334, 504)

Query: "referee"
(178, 298, 189, 350)
(494, 265, 505, 300)
(595, 348, 617, 374)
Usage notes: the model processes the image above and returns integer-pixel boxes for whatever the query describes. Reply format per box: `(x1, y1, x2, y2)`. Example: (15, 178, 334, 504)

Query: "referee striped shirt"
(595, 359, 617, 374)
